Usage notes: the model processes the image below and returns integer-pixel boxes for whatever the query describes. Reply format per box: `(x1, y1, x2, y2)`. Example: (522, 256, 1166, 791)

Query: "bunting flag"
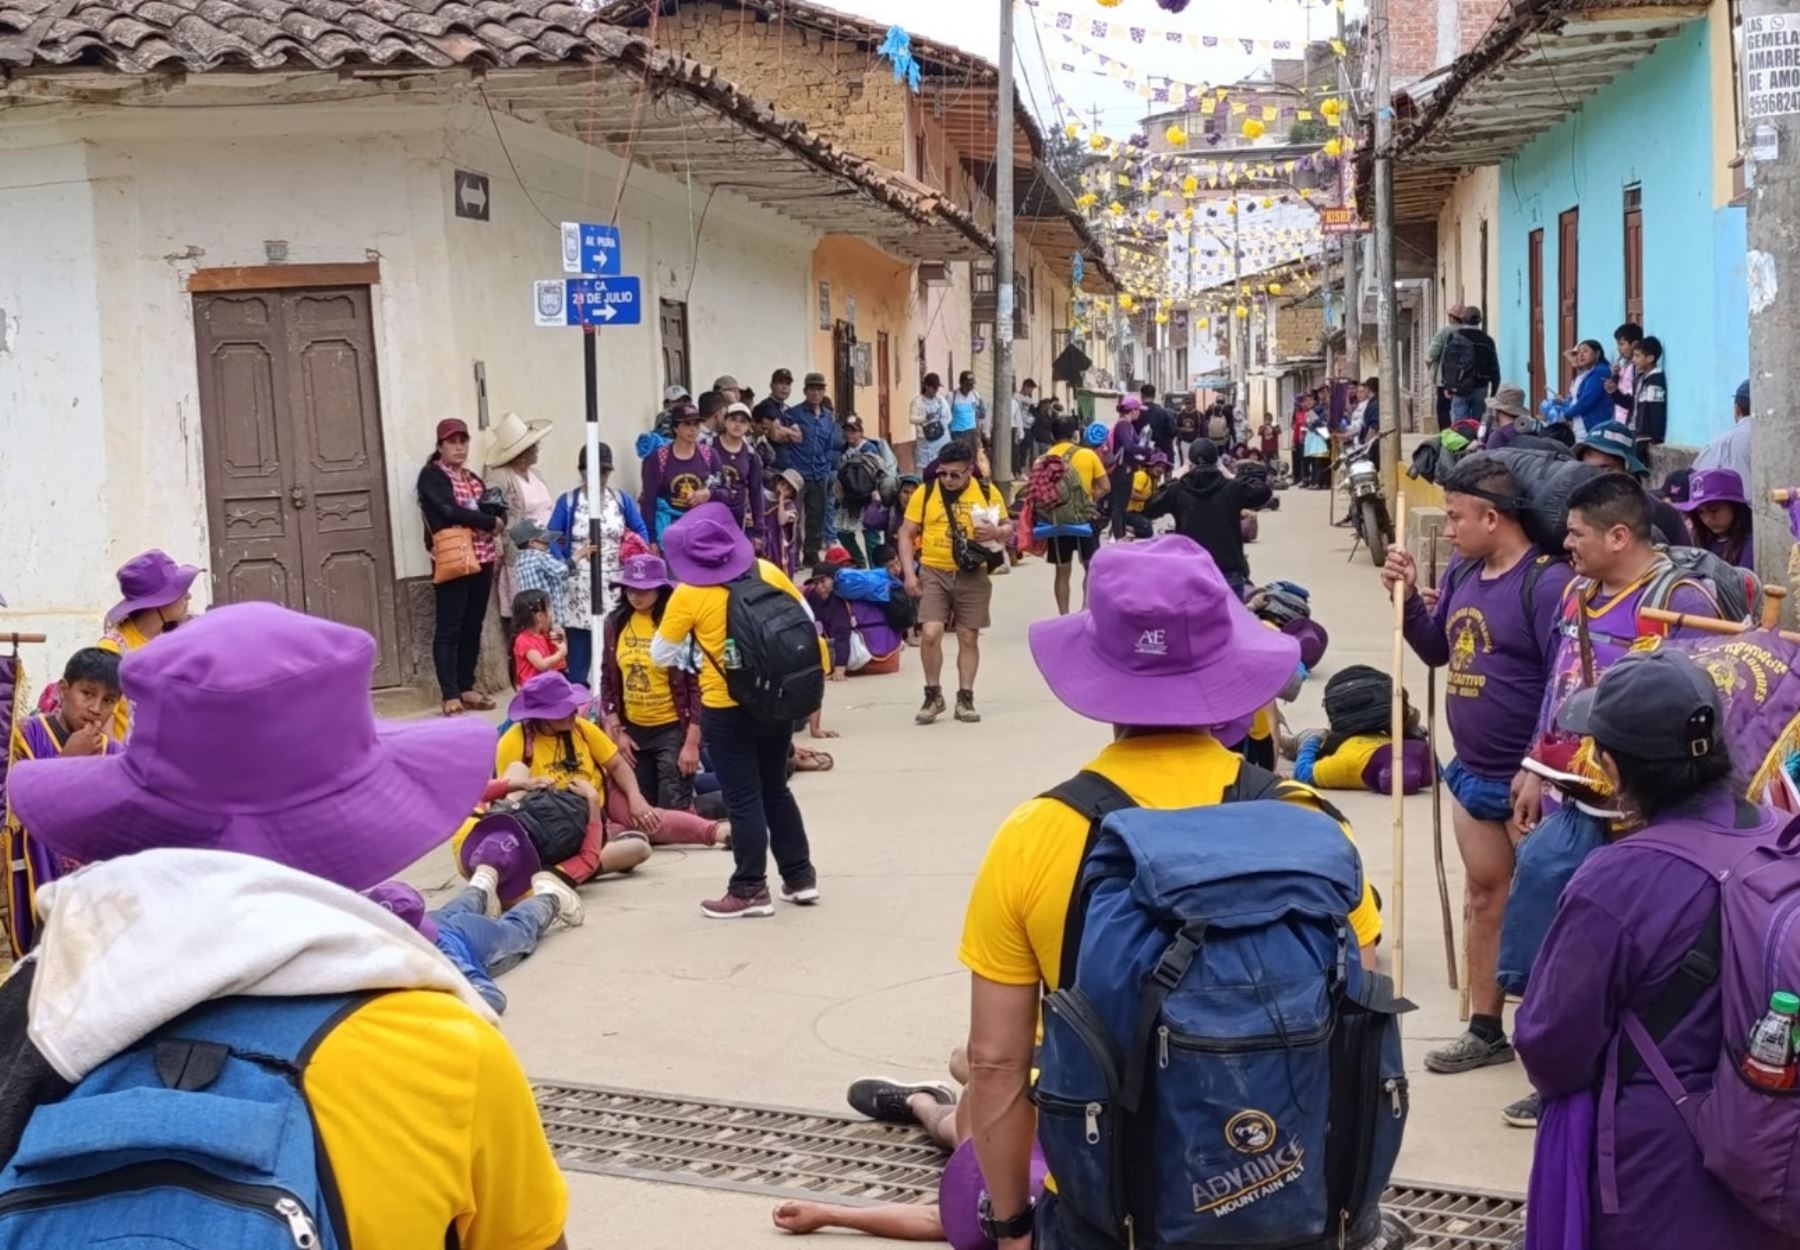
(1024, 0, 1342, 43)
(1052, 31, 1351, 109)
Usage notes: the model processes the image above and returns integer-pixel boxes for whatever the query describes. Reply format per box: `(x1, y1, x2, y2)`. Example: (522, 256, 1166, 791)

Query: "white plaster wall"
(0, 94, 817, 673)
(1435, 167, 1501, 337)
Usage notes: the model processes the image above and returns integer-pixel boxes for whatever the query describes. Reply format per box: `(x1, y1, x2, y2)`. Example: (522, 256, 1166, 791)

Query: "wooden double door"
(192, 285, 403, 686)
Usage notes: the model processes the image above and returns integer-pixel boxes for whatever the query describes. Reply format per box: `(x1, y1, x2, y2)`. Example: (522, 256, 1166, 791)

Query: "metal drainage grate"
(537, 1080, 1525, 1248)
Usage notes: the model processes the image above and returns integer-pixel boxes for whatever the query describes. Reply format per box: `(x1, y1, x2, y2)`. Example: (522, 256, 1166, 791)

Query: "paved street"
(402, 482, 1536, 1246)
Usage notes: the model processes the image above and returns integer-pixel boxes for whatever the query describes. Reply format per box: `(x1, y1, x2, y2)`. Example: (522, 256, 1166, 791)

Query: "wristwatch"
(977, 1193, 1036, 1243)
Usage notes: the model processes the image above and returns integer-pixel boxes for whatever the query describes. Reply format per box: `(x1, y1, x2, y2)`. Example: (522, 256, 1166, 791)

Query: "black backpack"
(490, 785, 590, 865)
(1439, 328, 1497, 393)
(708, 571, 826, 725)
(838, 453, 885, 509)
(1322, 665, 1394, 740)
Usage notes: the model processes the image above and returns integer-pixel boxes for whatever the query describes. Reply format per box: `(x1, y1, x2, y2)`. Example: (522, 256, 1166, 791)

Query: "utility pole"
(1233, 201, 1247, 415)
(1370, 0, 1401, 507)
(1741, 0, 1800, 611)
(1339, 0, 1361, 381)
(993, 0, 1017, 486)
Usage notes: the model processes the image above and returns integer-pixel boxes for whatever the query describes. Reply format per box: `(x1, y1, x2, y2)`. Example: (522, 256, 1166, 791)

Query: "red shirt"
(512, 629, 564, 688)
(1259, 425, 1281, 457)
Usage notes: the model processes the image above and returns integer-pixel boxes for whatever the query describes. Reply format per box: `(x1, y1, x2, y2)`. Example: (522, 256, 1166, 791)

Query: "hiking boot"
(530, 871, 585, 928)
(915, 685, 947, 725)
(780, 874, 821, 905)
(1424, 1030, 1515, 1074)
(954, 690, 981, 723)
(467, 864, 501, 919)
(1501, 1091, 1541, 1129)
(700, 888, 775, 920)
(846, 1078, 956, 1125)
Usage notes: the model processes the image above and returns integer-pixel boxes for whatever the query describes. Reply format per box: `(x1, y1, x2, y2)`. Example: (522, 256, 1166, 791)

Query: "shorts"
(919, 565, 994, 630)
(1046, 533, 1098, 566)
(1444, 756, 1514, 822)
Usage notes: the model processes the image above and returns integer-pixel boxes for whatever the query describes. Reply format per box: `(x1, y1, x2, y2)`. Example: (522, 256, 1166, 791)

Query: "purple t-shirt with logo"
(1403, 553, 1573, 779)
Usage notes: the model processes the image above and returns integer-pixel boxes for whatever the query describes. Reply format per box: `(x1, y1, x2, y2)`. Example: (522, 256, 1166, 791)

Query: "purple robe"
(5, 713, 119, 955)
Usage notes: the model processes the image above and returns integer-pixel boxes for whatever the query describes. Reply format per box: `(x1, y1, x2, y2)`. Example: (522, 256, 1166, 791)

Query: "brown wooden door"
(1528, 229, 1546, 405)
(832, 321, 856, 415)
(876, 330, 892, 441)
(193, 287, 403, 686)
(1623, 187, 1644, 327)
(659, 299, 691, 393)
(1557, 208, 1579, 392)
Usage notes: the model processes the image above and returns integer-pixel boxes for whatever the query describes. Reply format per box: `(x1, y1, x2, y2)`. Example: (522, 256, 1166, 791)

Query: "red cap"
(436, 418, 470, 443)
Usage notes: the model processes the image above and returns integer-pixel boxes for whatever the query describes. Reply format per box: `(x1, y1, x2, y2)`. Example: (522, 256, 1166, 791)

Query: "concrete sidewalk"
(423, 482, 1535, 1245)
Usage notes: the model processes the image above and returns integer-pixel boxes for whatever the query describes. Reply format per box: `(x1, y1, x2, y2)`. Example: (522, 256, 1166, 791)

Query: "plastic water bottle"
(1741, 991, 1800, 1091)
(722, 637, 742, 670)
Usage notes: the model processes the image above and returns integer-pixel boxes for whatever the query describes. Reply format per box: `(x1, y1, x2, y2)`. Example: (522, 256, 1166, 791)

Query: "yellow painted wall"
(1707, 0, 1741, 208)
(1434, 167, 1502, 337)
(811, 234, 914, 443)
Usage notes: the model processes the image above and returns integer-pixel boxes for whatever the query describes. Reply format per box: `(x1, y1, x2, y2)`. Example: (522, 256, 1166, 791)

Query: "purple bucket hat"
(615, 552, 674, 592)
(458, 810, 543, 902)
(366, 881, 439, 944)
(1027, 535, 1300, 727)
(1675, 467, 1749, 513)
(8, 602, 495, 891)
(506, 670, 590, 724)
(663, 501, 756, 586)
(1282, 616, 1330, 670)
(107, 549, 201, 625)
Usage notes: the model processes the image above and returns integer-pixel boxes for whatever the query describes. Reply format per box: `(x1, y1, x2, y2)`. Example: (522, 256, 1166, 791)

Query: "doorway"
(659, 299, 692, 394)
(876, 330, 893, 441)
(192, 285, 403, 686)
(831, 320, 857, 417)
(1528, 229, 1546, 405)
(1557, 208, 1579, 392)
(1623, 186, 1644, 327)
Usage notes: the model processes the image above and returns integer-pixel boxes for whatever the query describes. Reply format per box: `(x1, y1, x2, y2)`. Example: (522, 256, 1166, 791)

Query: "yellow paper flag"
(1331, 38, 1347, 55)
(1262, 105, 1277, 121)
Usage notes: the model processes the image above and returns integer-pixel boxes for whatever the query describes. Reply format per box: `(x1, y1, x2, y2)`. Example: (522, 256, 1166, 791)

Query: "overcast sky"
(811, 0, 1353, 137)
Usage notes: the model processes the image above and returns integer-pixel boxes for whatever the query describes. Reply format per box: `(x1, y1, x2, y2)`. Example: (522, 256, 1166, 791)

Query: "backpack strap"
(1042, 771, 1137, 990)
(1618, 901, 1722, 1085)
(1226, 759, 1351, 828)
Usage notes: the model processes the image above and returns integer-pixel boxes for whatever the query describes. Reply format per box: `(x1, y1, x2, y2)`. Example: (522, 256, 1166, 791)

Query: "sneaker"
(915, 685, 947, 725)
(1501, 1091, 1541, 1129)
(468, 864, 501, 918)
(530, 871, 585, 928)
(1423, 1030, 1516, 1074)
(846, 1078, 956, 1125)
(954, 690, 981, 723)
(700, 889, 775, 919)
(780, 874, 821, 905)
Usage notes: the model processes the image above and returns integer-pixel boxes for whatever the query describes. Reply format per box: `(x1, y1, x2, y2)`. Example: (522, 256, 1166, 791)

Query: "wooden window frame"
(187, 262, 380, 293)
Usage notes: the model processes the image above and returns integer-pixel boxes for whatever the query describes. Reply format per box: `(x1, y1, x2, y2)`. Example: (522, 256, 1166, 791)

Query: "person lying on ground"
(1288, 666, 1432, 795)
(804, 563, 904, 677)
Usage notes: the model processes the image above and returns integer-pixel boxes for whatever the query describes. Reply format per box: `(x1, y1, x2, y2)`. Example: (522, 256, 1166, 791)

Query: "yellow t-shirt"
(656, 559, 826, 709)
(959, 734, 1382, 990)
(1307, 734, 1388, 791)
(903, 476, 1008, 573)
(494, 717, 618, 790)
(1045, 441, 1108, 500)
(95, 618, 151, 741)
(307, 990, 568, 1249)
(618, 611, 677, 728)
(1127, 468, 1153, 512)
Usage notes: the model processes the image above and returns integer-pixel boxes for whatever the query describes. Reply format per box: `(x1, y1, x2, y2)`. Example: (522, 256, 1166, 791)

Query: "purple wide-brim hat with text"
(107, 549, 201, 625)
(663, 501, 756, 586)
(1028, 535, 1300, 727)
(506, 670, 591, 724)
(1675, 467, 1749, 513)
(1282, 616, 1330, 670)
(9, 602, 495, 892)
(458, 810, 543, 902)
(615, 552, 674, 592)
(366, 881, 440, 944)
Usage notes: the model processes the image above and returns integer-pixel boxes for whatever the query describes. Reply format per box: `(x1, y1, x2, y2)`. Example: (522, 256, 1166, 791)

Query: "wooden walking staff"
(1389, 493, 1409, 995)
(1422, 526, 1457, 991)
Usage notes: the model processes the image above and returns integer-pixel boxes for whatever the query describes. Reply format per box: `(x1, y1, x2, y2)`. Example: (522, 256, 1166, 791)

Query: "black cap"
(806, 562, 838, 584)
(579, 442, 614, 472)
(1557, 650, 1722, 760)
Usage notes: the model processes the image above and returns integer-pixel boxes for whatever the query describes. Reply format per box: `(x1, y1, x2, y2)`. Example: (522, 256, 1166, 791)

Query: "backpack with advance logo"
(1036, 771, 1412, 1250)
(705, 570, 825, 726)
(0, 992, 366, 1248)
(1027, 449, 1096, 528)
(1610, 809, 1800, 1237)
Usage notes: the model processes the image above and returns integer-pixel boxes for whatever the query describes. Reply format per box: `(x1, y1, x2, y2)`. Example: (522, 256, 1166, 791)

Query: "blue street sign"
(561, 220, 621, 275)
(566, 276, 641, 326)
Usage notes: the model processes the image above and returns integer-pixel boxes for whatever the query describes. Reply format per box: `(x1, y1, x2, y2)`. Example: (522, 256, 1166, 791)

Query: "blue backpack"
(0, 992, 368, 1248)
(1037, 771, 1413, 1250)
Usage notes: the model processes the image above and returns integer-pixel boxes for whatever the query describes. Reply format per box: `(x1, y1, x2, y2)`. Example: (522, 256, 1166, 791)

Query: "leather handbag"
(431, 524, 481, 584)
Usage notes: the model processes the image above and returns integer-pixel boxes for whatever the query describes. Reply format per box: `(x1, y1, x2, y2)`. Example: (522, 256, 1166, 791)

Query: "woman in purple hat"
(1675, 467, 1754, 573)
(90, 548, 199, 741)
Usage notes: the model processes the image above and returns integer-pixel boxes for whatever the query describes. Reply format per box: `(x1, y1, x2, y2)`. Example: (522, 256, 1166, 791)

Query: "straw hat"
(484, 411, 553, 469)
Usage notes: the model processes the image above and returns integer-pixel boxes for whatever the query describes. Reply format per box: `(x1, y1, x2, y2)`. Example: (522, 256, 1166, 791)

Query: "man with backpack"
(1515, 649, 1800, 1250)
(1383, 457, 1575, 1088)
(1030, 412, 1110, 616)
(0, 603, 570, 1247)
(1141, 437, 1272, 599)
(959, 536, 1398, 1250)
(1438, 307, 1502, 424)
(777, 372, 845, 563)
(1137, 384, 1176, 460)
(651, 503, 828, 919)
(897, 439, 1012, 725)
(1426, 304, 1469, 431)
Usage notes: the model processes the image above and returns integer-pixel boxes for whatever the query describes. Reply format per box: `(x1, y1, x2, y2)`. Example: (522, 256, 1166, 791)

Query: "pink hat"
(1118, 394, 1144, 414)
(8, 602, 495, 891)
(107, 549, 201, 625)
(1027, 535, 1299, 726)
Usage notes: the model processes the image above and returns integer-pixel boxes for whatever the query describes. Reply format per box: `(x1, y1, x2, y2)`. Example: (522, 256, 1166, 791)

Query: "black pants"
(803, 478, 829, 561)
(627, 720, 693, 810)
(1122, 511, 1153, 539)
(431, 563, 492, 701)
(1290, 446, 1305, 482)
(701, 705, 814, 896)
(1108, 464, 1134, 540)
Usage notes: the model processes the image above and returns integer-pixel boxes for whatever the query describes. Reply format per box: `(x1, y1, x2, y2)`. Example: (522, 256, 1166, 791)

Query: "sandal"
(459, 691, 496, 711)
(793, 748, 835, 772)
(442, 699, 467, 717)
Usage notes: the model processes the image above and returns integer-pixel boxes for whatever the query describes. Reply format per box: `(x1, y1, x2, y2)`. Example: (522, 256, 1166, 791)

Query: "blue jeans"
(1450, 392, 1487, 422)
(433, 886, 559, 1014)
(565, 627, 594, 689)
(1444, 756, 1514, 822)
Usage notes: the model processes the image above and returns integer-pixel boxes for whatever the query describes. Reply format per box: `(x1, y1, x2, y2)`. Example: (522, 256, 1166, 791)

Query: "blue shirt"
(777, 403, 842, 481)
(950, 390, 983, 434)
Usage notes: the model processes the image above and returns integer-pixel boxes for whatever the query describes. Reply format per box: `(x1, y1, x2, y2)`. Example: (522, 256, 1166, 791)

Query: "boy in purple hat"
(3, 602, 569, 1247)
(1675, 467, 1754, 572)
(957, 536, 1381, 1250)
(93, 548, 199, 741)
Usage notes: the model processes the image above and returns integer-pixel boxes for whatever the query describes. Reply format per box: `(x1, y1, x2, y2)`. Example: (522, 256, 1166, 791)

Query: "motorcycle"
(1335, 434, 1392, 567)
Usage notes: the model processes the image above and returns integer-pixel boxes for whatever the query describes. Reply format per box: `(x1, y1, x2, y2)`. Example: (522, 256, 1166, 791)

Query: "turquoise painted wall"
(1495, 20, 1749, 448)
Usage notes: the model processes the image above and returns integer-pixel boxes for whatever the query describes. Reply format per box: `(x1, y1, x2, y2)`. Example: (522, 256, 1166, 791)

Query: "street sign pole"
(583, 326, 602, 689)
(994, 0, 1016, 487)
